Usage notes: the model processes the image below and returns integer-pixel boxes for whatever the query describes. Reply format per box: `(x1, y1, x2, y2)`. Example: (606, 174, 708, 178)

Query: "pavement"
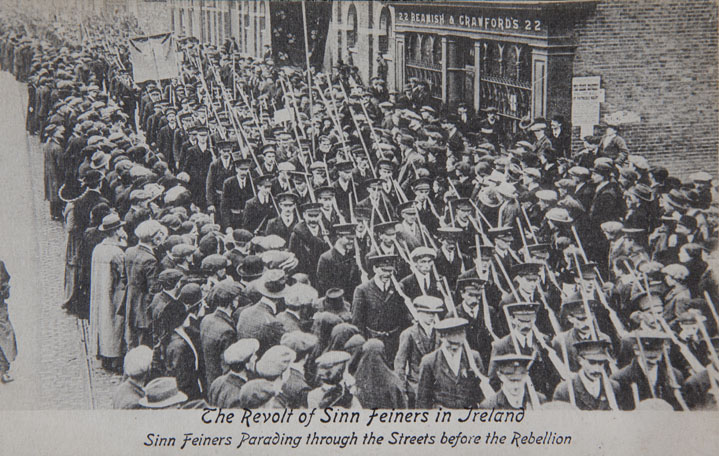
(0, 71, 119, 409)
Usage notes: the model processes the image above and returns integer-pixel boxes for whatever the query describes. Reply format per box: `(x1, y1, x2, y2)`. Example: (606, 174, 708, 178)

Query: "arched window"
(406, 33, 416, 61)
(347, 5, 358, 49)
(378, 7, 391, 55)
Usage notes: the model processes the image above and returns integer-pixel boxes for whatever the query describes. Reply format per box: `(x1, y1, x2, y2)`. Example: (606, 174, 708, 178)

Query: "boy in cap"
(394, 295, 443, 406)
(277, 283, 318, 333)
(307, 351, 361, 408)
(200, 281, 241, 387)
(208, 339, 260, 408)
(416, 317, 486, 409)
(553, 340, 620, 410)
(237, 269, 289, 355)
(280, 331, 319, 408)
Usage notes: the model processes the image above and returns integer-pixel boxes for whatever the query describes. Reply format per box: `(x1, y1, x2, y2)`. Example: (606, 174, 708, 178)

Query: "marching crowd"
(1, 12, 719, 412)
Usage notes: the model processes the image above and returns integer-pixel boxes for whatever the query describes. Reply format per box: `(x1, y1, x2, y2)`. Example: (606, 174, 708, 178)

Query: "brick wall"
(572, 0, 719, 177)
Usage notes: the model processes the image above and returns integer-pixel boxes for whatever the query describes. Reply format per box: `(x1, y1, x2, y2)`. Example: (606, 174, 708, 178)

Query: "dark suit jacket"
(124, 244, 158, 339)
(200, 309, 237, 388)
(166, 326, 204, 400)
(236, 300, 286, 355)
(610, 358, 685, 410)
(553, 374, 621, 410)
(552, 328, 613, 373)
(182, 145, 214, 209)
(280, 367, 311, 409)
(394, 324, 437, 389)
(416, 347, 485, 409)
(289, 222, 330, 282)
(682, 369, 718, 411)
(220, 175, 254, 229)
(589, 182, 625, 227)
(264, 216, 297, 244)
(399, 272, 443, 301)
(479, 389, 546, 410)
(316, 247, 361, 298)
(488, 332, 559, 396)
(276, 310, 303, 333)
(242, 196, 275, 234)
(208, 372, 247, 408)
(205, 159, 235, 209)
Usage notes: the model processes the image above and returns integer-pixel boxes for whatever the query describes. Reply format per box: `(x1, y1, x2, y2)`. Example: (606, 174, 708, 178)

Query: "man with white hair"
(112, 345, 153, 409)
(124, 220, 166, 348)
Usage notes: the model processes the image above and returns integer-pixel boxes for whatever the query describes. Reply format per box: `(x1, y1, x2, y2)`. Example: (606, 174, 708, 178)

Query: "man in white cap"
(208, 339, 260, 408)
(400, 246, 442, 300)
(113, 345, 153, 409)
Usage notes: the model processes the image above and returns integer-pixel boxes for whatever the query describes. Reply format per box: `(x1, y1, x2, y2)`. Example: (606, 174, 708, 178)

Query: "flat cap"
(315, 350, 351, 367)
(223, 339, 260, 364)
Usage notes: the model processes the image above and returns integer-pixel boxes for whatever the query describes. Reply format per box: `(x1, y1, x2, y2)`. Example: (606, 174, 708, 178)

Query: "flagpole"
(301, 1, 317, 162)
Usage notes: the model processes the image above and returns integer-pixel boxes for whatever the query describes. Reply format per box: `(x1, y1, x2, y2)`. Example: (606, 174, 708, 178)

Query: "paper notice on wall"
(571, 76, 602, 138)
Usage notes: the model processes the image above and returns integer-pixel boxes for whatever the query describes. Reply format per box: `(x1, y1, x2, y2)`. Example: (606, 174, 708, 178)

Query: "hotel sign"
(395, 4, 549, 37)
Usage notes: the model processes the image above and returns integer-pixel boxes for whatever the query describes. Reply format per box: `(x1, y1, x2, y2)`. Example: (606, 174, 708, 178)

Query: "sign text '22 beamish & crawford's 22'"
(396, 11, 542, 33)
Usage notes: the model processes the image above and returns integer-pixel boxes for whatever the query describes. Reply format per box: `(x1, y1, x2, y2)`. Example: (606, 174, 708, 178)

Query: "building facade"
(113, 1, 717, 176)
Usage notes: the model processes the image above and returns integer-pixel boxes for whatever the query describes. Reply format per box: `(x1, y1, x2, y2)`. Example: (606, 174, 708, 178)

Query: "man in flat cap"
(113, 346, 153, 409)
(416, 317, 486, 409)
(280, 331, 319, 408)
(308, 350, 361, 408)
(205, 141, 236, 217)
(480, 354, 545, 410)
(394, 295, 443, 407)
(277, 283, 317, 333)
(316, 223, 362, 298)
(208, 339, 260, 408)
(352, 254, 408, 363)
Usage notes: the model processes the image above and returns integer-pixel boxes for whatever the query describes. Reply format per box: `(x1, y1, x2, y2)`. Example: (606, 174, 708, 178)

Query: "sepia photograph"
(0, 0, 718, 454)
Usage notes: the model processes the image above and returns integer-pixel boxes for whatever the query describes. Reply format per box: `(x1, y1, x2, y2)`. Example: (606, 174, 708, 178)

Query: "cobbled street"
(0, 71, 116, 409)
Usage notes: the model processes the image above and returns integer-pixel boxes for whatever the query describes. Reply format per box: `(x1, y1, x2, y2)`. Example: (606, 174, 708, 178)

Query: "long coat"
(0, 261, 17, 363)
(200, 309, 237, 388)
(394, 324, 437, 396)
(123, 244, 158, 347)
(416, 347, 485, 409)
(89, 239, 126, 358)
(352, 279, 410, 363)
(43, 139, 63, 204)
(220, 175, 254, 230)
